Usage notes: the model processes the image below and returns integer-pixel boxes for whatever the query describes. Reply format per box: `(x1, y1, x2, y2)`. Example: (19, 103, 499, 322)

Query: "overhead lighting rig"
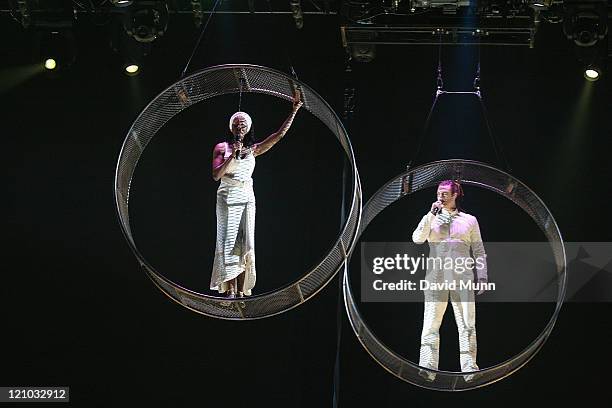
(340, 0, 573, 58)
(2, 0, 340, 18)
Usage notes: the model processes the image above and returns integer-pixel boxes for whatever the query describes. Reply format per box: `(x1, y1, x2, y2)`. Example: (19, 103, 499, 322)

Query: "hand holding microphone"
(430, 200, 443, 216)
(233, 140, 243, 159)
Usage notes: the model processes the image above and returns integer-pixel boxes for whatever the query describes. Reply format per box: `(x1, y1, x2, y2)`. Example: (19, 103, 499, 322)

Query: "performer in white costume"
(412, 180, 488, 379)
(210, 90, 303, 298)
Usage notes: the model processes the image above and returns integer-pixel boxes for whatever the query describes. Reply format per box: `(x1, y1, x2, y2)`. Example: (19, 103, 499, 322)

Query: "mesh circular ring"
(343, 160, 566, 390)
(115, 64, 362, 320)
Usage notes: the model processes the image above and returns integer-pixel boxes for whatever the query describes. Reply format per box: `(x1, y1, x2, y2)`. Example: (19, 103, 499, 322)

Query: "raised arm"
(212, 142, 235, 181)
(253, 89, 303, 157)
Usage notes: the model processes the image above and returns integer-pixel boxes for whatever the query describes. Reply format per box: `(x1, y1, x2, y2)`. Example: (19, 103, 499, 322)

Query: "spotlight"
(584, 66, 601, 81)
(122, 1, 169, 43)
(290, 0, 304, 29)
(16, 0, 76, 72)
(116, 0, 133, 6)
(191, 0, 203, 27)
(574, 39, 606, 81)
(118, 38, 150, 75)
(44, 58, 57, 70)
(349, 31, 377, 63)
(574, 14, 601, 47)
(350, 43, 376, 63)
(111, 17, 151, 75)
(33, 29, 77, 71)
(529, 0, 553, 10)
(563, 1, 608, 81)
(563, 2, 608, 48)
(111, 0, 133, 6)
(125, 64, 140, 75)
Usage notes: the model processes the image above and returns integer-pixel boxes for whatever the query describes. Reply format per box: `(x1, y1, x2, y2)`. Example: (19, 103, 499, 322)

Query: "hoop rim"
(344, 159, 566, 390)
(114, 64, 363, 320)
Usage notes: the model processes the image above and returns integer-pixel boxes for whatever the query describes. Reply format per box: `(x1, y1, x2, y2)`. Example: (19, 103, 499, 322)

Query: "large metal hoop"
(343, 160, 566, 390)
(115, 64, 362, 320)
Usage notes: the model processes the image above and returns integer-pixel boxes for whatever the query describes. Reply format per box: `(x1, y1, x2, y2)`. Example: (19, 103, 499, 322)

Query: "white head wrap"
(229, 111, 252, 133)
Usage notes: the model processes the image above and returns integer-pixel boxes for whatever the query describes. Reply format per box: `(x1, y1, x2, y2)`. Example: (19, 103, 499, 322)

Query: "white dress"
(412, 208, 487, 374)
(210, 143, 256, 295)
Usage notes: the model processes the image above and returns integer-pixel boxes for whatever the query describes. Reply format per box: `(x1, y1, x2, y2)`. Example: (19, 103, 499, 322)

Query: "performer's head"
(437, 180, 463, 211)
(229, 111, 253, 143)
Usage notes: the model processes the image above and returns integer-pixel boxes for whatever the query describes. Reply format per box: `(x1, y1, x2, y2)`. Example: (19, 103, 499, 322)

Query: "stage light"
(574, 40, 606, 82)
(123, 1, 169, 43)
(348, 31, 377, 63)
(33, 29, 77, 72)
(191, 0, 203, 27)
(14, 0, 76, 73)
(290, 0, 304, 29)
(584, 67, 600, 81)
(562, 1, 607, 82)
(563, 2, 608, 48)
(125, 64, 139, 75)
(529, 0, 553, 9)
(350, 43, 376, 63)
(111, 0, 133, 6)
(111, 15, 151, 75)
(44, 58, 56, 70)
(116, 38, 149, 75)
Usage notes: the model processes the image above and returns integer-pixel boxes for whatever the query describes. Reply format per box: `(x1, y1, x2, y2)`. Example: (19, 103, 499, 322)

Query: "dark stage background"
(2, 11, 612, 407)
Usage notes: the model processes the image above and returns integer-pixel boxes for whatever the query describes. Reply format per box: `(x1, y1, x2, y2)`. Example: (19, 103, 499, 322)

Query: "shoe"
(418, 369, 436, 382)
(462, 369, 483, 383)
(219, 291, 236, 306)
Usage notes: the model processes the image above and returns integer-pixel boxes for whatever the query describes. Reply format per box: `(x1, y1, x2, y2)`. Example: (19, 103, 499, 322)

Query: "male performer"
(412, 180, 488, 380)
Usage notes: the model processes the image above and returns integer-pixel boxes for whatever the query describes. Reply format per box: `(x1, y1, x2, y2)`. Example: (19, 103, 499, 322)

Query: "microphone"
(233, 136, 242, 159)
(432, 200, 442, 216)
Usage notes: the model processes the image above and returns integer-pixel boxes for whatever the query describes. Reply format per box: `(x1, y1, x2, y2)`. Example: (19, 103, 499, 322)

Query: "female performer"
(210, 90, 303, 298)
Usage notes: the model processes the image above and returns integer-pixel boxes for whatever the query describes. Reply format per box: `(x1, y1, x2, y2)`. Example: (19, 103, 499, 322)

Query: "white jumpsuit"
(412, 208, 487, 373)
(210, 143, 256, 295)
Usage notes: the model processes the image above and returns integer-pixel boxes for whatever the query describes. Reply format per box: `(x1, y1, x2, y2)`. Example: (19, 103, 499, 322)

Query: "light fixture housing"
(33, 28, 77, 72)
(122, 1, 169, 43)
(584, 66, 601, 81)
